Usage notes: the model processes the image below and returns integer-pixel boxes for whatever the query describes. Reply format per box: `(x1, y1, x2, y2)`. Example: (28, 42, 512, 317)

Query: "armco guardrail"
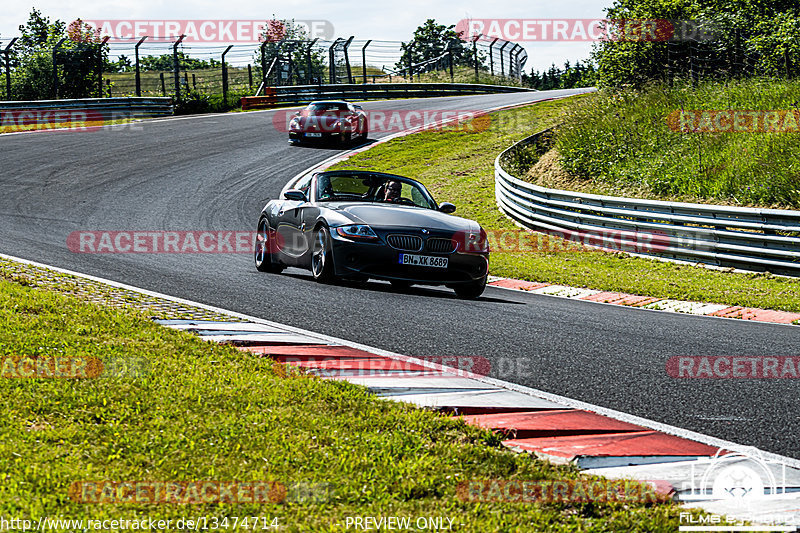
(0, 97, 174, 120)
(241, 83, 532, 110)
(495, 129, 800, 276)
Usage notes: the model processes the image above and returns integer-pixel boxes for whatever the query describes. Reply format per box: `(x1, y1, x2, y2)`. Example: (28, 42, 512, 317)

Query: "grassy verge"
(0, 276, 690, 531)
(328, 97, 800, 313)
(555, 79, 800, 209)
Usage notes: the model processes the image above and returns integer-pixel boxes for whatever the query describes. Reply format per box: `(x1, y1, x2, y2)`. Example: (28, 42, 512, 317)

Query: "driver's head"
(384, 180, 402, 201)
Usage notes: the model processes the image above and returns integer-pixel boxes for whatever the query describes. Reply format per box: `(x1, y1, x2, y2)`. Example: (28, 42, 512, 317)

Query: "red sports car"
(288, 101, 369, 145)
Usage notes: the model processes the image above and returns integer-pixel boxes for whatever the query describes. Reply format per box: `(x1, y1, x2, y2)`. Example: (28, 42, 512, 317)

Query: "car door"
(275, 175, 313, 264)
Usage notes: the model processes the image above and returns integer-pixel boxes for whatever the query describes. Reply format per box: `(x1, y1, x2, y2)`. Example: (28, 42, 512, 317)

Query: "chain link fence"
(0, 34, 527, 102)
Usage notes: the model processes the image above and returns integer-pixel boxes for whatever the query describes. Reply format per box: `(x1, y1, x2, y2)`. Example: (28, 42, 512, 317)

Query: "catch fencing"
(0, 34, 527, 103)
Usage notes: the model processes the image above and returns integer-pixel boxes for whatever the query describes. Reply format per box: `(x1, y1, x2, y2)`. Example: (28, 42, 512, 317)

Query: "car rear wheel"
(254, 218, 284, 274)
(453, 277, 487, 300)
(311, 226, 336, 283)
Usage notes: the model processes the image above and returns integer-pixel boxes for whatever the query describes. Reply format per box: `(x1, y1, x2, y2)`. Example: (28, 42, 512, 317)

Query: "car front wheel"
(453, 276, 486, 300)
(311, 226, 336, 283)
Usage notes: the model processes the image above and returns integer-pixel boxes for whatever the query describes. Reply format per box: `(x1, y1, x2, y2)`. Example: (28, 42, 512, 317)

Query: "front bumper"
(329, 237, 488, 285)
(289, 130, 343, 143)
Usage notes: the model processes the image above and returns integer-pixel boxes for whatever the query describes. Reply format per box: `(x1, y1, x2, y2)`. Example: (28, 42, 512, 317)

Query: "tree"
(11, 11, 108, 99)
(395, 19, 475, 74)
(591, 0, 800, 86)
(256, 17, 326, 84)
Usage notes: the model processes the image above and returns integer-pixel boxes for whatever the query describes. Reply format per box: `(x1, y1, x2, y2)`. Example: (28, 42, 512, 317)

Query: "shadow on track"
(275, 271, 523, 305)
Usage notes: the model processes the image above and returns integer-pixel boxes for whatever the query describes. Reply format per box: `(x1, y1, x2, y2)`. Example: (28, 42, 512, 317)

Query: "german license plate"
(305, 132, 322, 138)
(398, 254, 448, 268)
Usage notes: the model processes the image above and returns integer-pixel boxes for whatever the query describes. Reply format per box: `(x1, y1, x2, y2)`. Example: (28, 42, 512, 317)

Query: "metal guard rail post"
(0, 97, 174, 120)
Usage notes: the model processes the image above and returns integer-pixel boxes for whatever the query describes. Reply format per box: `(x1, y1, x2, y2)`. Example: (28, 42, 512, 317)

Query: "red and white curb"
(488, 276, 800, 327)
(165, 316, 800, 528)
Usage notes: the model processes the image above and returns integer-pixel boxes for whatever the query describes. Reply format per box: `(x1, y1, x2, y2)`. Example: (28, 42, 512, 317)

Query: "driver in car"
(383, 180, 402, 202)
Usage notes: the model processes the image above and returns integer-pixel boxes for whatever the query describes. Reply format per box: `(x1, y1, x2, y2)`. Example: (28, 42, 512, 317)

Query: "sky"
(0, 1, 610, 72)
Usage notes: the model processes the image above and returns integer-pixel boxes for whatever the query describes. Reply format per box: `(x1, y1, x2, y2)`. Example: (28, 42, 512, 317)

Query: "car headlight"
(335, 224, 378, 241)
(463, 228, 489, 253)
(289, 117, 301, 129)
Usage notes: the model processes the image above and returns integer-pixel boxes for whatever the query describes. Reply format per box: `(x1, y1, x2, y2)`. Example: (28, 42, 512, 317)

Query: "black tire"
(390, 280, 411, 291)
(339, 129, 352, 146)
(311, 226, 336, 283)
(453, 277, 487, 300)
(254, 218, 284, 274)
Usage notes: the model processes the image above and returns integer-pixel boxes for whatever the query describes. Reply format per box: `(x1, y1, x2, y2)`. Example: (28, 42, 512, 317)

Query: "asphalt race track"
(2, 88, 799, 458)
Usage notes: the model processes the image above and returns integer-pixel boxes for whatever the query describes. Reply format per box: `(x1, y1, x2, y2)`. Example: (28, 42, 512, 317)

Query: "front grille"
(387, 234, 423, 252)
(426, 238, 456, 254)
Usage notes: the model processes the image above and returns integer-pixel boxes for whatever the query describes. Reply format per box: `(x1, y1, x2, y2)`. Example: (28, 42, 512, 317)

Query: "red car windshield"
(307, 103, 349, 115)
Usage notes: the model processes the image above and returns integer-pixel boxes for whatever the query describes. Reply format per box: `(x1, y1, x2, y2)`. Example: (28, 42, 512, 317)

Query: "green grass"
(0, 277, 693, 531)
(328, 97, 800, 313)
(556, 79, 800, 208)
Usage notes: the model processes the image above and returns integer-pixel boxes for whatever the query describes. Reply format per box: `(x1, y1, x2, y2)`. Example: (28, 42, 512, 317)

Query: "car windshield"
(314, 173, 437, 209)
(307, 103, 349, 114)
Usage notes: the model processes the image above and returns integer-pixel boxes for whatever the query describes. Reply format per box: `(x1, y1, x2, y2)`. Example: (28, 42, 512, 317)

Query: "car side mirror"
(284, 189, 307, 201)
(438, 202, 456, 214)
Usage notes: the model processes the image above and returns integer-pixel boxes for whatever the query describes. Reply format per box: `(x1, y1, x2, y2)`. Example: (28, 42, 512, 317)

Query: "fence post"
(328, 40, 338, 83)
(260, 41, 268, 86)
(447, 40, 455, 82)
(306, 38, 318, 84)
(222, 44, 233, 104)
(173, 34, 185, 100)
(472, 36, 479, 83)
(134, 36, 146, 97)
(361, 40, 371, 83)
(97, 36, 109, 98)
(488, 37, 498, 76)
(407, 43, 413, 81)
(499, 41, 509, 76)
(3, 38, 17, 100)
(287, 46, 294, 85)
(517, 47, 525, 82)
(160, 72, 166, 95)
(248, 64, 253, 89)
(52, 38, 67, 99)
(343, 36, 354, 84)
